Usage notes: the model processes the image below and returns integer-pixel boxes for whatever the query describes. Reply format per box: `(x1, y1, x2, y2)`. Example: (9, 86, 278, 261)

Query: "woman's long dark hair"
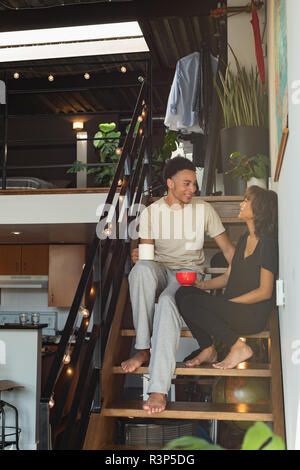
(245, 186, 278, 238)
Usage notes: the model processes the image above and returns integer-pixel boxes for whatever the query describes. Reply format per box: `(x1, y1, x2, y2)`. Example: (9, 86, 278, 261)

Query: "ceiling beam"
(0, 0, 219, 32)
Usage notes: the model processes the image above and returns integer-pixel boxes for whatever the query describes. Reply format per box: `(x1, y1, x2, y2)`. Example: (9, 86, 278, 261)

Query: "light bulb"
(84, 72, 90, 80)
(49, 396, 55, 408)
(80, 306, 89, 318)
(13, 72, 19, 79)
(115, 147, 122, 155)
(66, 367, 73, 375)
(120, 65, 127, 73)
(63, 353, 71, 364)
(137, 116, 143, 122)
(48, 74, 54, 82)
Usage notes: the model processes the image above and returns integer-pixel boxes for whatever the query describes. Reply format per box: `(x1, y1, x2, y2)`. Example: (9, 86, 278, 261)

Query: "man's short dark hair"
(163, 156, 196, 183)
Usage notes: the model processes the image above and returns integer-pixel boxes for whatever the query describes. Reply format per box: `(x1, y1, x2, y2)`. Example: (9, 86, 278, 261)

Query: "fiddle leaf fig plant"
(68, 122, 121, 187)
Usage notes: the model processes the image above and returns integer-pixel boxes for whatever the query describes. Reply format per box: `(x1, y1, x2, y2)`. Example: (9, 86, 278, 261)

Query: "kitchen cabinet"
(48, 245, 86, 307)
(0, 245, 49, 275)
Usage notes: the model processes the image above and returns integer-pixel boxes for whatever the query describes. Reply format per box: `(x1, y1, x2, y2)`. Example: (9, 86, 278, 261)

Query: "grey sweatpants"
(128, 260, 200, 395)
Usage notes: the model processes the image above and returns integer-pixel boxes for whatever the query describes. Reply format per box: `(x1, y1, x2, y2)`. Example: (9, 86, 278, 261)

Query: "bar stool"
(0, 380, 23, 450)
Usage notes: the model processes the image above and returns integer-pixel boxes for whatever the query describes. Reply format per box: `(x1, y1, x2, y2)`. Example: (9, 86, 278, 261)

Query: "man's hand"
(131, 248, 139, 264)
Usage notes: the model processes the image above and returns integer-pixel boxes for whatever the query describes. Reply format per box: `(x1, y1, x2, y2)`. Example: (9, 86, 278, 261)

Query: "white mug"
(138, 243, 154, 260)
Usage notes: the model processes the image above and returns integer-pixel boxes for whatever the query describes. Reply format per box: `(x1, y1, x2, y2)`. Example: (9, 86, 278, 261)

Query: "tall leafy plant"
(67, 122, 121, 187)
(215, 51, 268, 129)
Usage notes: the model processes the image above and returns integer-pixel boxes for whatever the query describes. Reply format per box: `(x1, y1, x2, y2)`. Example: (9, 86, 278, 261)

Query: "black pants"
(175, 286, 268, 350)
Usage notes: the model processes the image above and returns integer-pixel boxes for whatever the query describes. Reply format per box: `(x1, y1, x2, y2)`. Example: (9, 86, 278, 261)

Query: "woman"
(175, 186, 278, 370)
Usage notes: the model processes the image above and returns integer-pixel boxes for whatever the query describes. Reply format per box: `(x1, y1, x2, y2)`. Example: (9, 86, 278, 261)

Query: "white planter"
(247, 177, 267, 189)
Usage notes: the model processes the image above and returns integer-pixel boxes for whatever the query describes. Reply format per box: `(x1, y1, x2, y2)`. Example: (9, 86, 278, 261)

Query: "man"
(121, 157, 234, 413)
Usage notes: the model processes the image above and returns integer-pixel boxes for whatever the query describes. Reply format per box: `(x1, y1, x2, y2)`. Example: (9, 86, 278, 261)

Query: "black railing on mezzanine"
(39, 77, 152, 450)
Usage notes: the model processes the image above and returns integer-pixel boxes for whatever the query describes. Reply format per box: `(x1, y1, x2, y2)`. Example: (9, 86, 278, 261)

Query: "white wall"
(267, 0, 300, 450)
(228, 0, 267, 70)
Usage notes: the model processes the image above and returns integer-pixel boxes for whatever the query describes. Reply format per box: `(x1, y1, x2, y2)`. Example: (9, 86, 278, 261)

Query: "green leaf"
(66, 160, 86, 173)
(99, 122, 116, 133)
(164, 436, 224, 451)
(93, 131, 105, 149)
(229, 151, 241, 160)
(241, 422, 285, 450)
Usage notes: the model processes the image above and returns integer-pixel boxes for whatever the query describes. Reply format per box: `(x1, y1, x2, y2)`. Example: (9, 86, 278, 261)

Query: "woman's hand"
(194, 280, 206, 289)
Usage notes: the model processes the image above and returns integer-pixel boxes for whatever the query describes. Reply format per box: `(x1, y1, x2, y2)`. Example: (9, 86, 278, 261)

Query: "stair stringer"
(83, 277, 132, 450)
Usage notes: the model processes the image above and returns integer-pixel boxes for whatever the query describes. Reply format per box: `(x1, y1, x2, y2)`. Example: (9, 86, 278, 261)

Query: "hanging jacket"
(164, 52, 203, 134)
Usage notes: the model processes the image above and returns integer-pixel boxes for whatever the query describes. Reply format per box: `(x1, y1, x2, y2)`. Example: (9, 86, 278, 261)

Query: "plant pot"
(220, 126, 269, 195)
(247, 177, 267, 189)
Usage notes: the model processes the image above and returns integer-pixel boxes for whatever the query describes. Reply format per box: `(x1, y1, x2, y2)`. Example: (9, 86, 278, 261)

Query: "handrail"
(39, 77, 151, 449)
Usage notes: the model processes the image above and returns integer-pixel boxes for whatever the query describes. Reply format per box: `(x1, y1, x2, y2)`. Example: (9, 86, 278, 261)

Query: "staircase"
(84, 197, 286, 450)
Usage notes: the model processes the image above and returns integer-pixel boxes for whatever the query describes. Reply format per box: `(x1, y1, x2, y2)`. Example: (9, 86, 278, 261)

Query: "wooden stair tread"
(113, 362, 271, 377)
(121, 328, 270, 339)
(103, 400, 273, 422)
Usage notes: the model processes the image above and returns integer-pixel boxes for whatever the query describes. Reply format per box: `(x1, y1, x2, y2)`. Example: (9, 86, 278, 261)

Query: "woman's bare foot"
(121, 349, 150, 373)
(213, 339, 253, 370)
(185, 345, 217, 367)
(143, 393, 166, 414)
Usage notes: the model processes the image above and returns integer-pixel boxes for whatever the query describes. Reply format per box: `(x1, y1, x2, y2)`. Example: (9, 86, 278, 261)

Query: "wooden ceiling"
(0, 0, 222, 118)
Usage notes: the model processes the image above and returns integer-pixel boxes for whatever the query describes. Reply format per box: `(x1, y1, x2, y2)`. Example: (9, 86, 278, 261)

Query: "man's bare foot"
(121, 349, 150, 373)
(143, 393, 166, 414)
(185, 345, 217, 367)
(213, 339, 253, 370)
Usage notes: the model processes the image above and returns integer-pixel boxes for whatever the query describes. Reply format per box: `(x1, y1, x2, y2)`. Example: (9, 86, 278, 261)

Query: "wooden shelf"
(103, 400, 273, 422)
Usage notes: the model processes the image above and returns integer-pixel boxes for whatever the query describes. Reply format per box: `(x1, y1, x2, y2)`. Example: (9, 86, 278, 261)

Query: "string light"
(49, 395, 55, 408)
(48, 73, 54, 82)
(66, 367, 73, 375)
(137, 116, 143, 122)
(84, 72, 90, 79)
(115, 147, 122, 155)
(13, 72, 19, 79)
(80, 306, 89, 318)
(63, 351, 71, 364)
(120, 65, 127, 73)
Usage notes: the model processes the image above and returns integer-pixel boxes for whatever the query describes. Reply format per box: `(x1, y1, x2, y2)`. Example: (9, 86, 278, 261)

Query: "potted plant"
(215, 50, 269, 195)
(68, 122, 121, 187)
(151, 128, 179, 196)
(227, 151, 269, 188)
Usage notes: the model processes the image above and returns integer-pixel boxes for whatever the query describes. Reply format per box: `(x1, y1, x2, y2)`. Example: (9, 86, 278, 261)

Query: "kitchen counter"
(0, 323, 47, 329)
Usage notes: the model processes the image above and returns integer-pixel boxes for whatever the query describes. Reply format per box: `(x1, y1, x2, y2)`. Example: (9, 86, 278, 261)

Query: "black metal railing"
(39, 77, 152, 450)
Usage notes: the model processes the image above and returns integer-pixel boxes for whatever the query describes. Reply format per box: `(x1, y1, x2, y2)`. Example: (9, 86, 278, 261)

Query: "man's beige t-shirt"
(138, 197, 225, 272)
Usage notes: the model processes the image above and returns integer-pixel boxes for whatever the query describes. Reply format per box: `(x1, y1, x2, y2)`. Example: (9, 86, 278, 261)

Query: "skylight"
(0, 21, 149, 62)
